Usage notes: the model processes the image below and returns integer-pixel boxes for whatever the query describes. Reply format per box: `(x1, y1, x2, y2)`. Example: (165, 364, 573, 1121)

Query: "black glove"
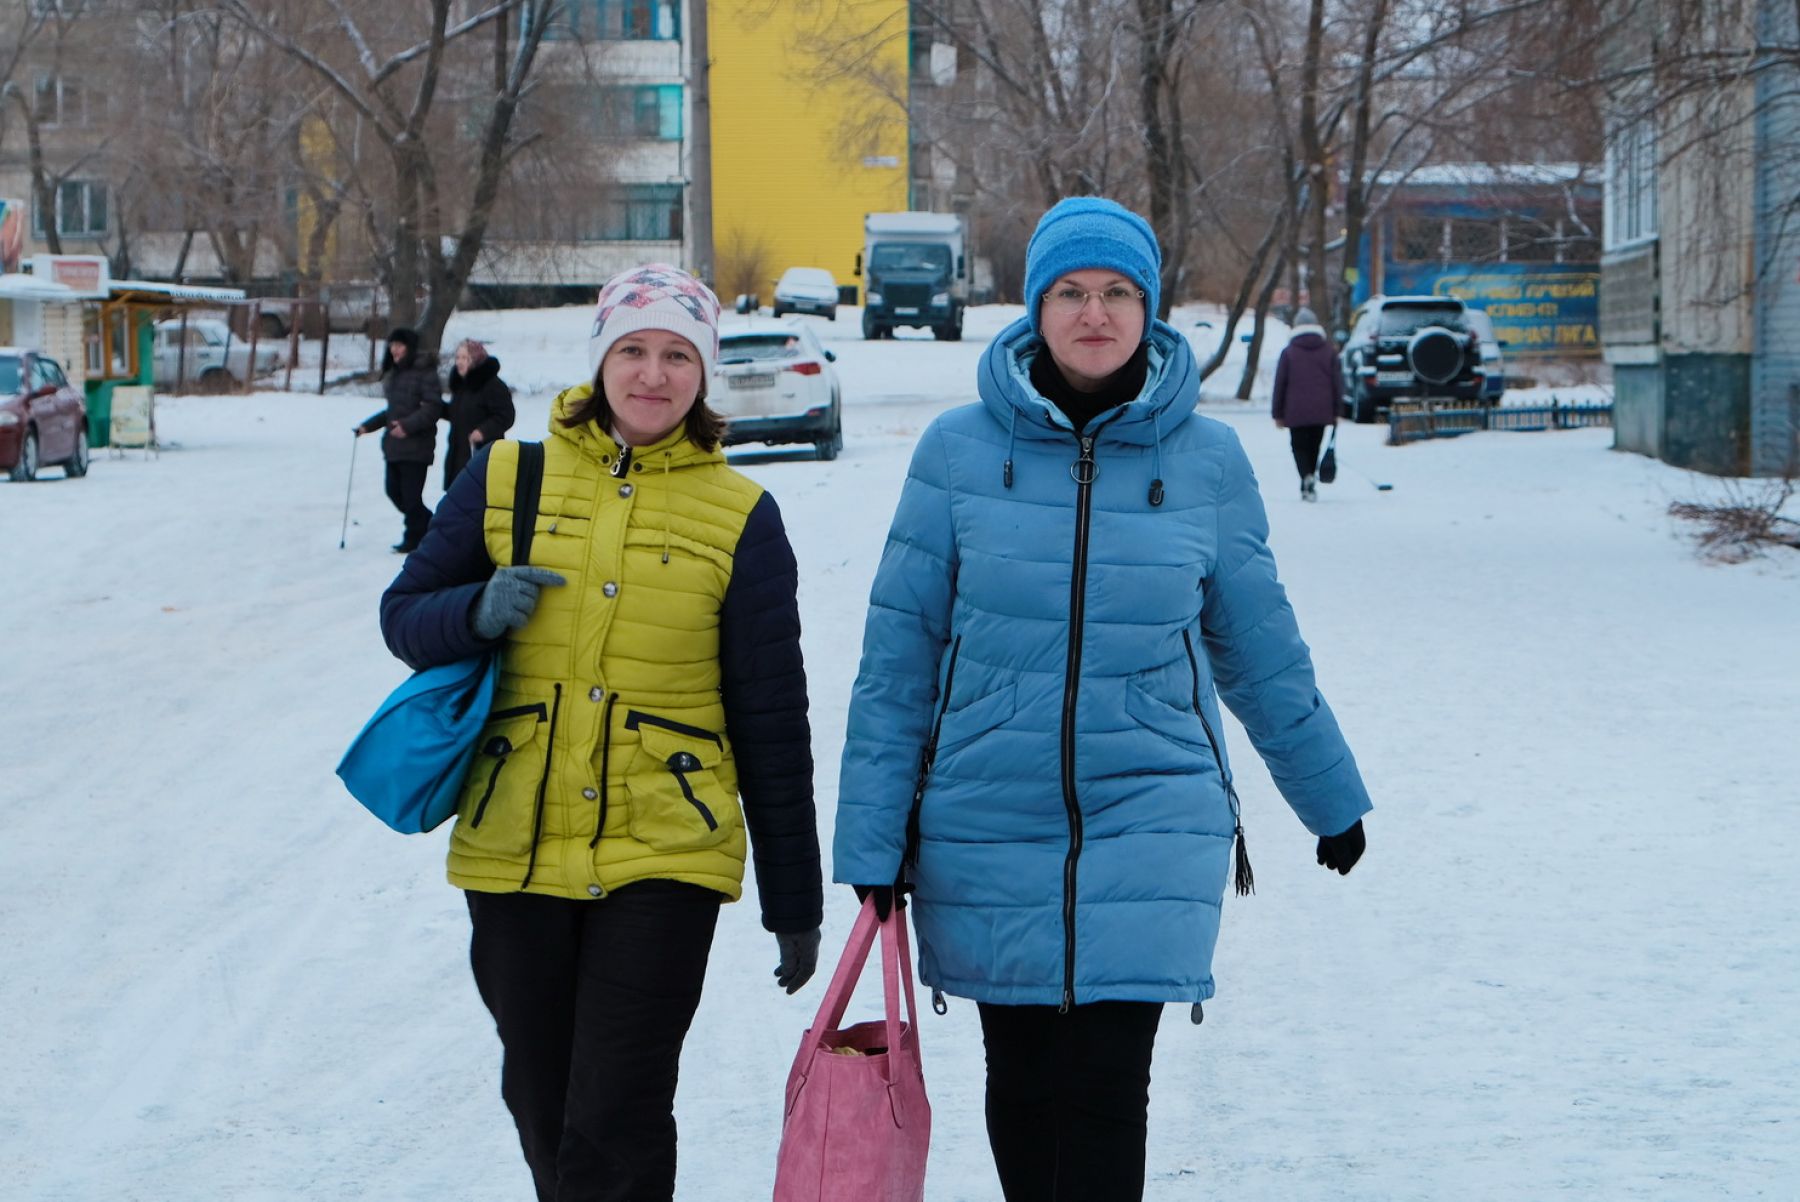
(1316, 819, 1366, 875)
(851, 882, 910, 922)
(773, 927, 820, 994)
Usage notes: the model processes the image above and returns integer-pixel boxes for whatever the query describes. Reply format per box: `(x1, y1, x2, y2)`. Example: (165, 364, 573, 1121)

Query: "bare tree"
(223, 0, 553, 350)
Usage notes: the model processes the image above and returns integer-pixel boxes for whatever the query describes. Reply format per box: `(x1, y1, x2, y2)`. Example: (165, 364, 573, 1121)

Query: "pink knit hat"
(588, 263, 721, 380)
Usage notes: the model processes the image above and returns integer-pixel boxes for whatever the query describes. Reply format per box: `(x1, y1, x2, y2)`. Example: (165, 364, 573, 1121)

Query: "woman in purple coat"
(1271, 307, 1343, 501)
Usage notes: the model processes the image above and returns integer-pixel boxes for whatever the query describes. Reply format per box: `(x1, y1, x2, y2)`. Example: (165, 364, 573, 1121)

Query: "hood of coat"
(381, 326, 423, 375)
(546, 382, 724, 471)
(977, 314, 1198, 446)
(450, 355, 501, 391)
(1287, 325, 1327, 346)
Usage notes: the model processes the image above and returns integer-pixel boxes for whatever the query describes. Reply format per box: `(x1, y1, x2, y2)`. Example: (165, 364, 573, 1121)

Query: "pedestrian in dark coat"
(443, 338, 515, 489)
(1271, 306, 1343, 501)
(836, 198, 1372, 1202)
(355, 326, 446, 551)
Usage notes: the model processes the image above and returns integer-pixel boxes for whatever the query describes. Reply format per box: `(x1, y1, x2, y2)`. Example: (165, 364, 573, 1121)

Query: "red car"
(1, 349, 89, 482)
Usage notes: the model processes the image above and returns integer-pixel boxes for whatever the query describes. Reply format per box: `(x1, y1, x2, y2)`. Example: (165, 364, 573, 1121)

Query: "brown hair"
(558, 379, 727, 452)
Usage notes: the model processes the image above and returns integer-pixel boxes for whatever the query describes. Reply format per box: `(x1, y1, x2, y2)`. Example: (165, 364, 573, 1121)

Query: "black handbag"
(1317, 427, 1338, 484)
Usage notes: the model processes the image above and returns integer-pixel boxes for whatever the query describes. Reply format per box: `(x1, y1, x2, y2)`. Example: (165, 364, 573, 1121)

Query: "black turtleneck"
(1029, 342, 1151, 434)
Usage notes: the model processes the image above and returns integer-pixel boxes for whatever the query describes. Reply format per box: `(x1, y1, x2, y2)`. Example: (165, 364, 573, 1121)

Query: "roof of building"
(1381, 163, 1598, 188)
(0, 273, 81, 301)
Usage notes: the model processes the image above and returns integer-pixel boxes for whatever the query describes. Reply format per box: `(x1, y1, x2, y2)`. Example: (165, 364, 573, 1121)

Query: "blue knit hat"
(1024, 197, 1162, 338)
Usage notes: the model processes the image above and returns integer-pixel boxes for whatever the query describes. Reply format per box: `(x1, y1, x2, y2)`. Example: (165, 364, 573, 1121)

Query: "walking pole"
(339, 431, 360, 549)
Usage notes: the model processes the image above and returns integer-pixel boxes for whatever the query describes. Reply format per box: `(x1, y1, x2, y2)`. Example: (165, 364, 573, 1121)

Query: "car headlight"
(931, 292, 950, 307)
(866, 292, 883, 306)
(0, 411, 18, 427)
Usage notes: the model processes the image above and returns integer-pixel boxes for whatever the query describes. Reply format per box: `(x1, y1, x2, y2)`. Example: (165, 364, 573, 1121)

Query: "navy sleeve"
(720, 491, 822, 934)
(379, 446, 502, 671)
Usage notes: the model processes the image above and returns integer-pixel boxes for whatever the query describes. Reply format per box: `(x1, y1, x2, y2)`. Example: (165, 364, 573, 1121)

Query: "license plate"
(729, 374, 775, 390)
(895, 307, 919, 315)
(1376, 371, 1414, 386)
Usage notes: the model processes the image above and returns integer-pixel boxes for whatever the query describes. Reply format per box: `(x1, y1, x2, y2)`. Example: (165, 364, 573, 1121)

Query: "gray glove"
(470, 566, 566, 639)
(773, 927, 821, 994)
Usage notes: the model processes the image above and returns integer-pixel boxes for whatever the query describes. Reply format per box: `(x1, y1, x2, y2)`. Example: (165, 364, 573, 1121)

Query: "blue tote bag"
(337, 442, 544, 833)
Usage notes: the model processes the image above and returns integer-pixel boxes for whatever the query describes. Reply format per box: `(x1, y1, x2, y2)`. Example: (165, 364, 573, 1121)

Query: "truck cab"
(858, 212, 968, 341)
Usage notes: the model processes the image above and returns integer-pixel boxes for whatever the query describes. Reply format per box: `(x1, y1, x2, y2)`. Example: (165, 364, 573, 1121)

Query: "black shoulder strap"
(511, 441, 544, 567)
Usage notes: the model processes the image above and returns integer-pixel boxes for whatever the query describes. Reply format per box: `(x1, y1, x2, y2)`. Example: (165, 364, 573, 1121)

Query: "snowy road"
(2, 306, 1796, 1200)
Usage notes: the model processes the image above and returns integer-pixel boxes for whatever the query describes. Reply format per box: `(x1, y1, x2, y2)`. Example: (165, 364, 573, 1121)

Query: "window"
(1605, 111, 1657, 248)
(596, 85, 682, 139)
(33, 180, 109, 238)
(582, 184, 683, 241)
(1448, 218, 1501, 263)
(546, 0, 680, 40)
(34, 74, 88, 127)
(1394, 215, 1446, 263)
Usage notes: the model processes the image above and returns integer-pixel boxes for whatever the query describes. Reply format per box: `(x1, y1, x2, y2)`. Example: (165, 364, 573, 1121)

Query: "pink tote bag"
(772, 897, 930, 1202)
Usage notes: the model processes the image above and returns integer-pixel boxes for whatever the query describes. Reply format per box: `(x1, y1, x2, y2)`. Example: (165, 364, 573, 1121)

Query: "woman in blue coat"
(836, 198, 1373, 1201)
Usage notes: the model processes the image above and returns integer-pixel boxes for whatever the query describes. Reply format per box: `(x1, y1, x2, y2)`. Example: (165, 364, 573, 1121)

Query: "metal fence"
(1387, 399, 1614, 445)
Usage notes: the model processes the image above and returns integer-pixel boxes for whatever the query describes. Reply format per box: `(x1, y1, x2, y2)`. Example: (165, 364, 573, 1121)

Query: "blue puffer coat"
(835, 317, 1372, 1007)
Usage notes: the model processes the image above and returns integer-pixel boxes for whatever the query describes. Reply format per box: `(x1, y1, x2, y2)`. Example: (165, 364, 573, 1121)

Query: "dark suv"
(1339, 296, 1487, 423)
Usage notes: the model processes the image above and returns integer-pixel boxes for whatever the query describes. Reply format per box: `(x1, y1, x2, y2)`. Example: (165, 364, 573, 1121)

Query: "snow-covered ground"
(2, 305, 1795, 1201)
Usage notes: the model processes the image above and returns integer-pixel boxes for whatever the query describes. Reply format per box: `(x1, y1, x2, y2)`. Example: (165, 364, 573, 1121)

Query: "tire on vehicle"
(63, 427, 89, 478)
(8, 427, 39, 482)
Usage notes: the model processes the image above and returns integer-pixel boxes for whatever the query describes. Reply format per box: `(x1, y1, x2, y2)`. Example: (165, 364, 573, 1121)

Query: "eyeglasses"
(1042, 285, 1146, 316)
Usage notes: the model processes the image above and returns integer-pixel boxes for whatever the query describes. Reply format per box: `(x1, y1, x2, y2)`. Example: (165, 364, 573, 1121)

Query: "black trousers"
(1289, 424, 1328, 481)
(383, 460, 433, 548)
(978, 1000, 1164, 1202)
(466, 882, 722, 1202)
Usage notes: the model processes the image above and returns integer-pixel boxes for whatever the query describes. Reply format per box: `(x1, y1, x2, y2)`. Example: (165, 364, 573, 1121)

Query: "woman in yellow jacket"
(380, 265, 822, 1202)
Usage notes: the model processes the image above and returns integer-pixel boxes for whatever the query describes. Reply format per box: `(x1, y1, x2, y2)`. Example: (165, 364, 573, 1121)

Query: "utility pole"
(688, 0, 714, 286)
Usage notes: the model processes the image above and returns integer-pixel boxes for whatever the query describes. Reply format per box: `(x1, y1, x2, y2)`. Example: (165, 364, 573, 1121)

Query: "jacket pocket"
(1124, 680, 1212, 752)
(622, 712, 738, 853)
(457, 704, 548, 855)
(934, 681, 1017, 756)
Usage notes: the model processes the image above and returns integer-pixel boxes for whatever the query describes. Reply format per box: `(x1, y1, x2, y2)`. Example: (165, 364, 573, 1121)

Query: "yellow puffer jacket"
(442, 386, 777, 902)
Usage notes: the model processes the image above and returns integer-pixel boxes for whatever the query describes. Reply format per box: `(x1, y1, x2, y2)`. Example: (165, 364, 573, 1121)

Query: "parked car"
(0, 349, 89, 482)
(152, 318, 283, 392)
(1464, 307, 1507, 401)
(711, 320, 843, 460)
(771, 267, 839, 320)
(1339, 295, 1487, 423)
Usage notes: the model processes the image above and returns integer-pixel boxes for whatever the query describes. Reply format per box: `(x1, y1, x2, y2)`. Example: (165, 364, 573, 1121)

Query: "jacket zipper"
(610, 446, 633, 478)
(1060, 435, 1098, 1013)
(669, 761, 719, 830)
(519, 682, 562, 890)
(1182, 629, 1254, 895)
(469, 748, 509, 828)
(589, 693, 619, 849)
(904, 634, 963, 870)
(624, 709, 725, 747)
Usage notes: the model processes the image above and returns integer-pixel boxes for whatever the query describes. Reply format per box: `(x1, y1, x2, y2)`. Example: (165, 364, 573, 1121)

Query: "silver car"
(152, 318, 283, 392)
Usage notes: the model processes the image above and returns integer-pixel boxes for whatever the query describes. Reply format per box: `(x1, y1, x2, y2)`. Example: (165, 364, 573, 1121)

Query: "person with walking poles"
(355, 326, 445, 552)
(443, 337, 515, 489)
(378, 264, 822, 1202)
(1271, 305, 1343, 502)
(835, 198, 1373, 1202)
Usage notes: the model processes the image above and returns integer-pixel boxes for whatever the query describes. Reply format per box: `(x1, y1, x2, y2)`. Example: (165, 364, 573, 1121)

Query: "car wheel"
(826, 309, 837, 322)
(257, 311, 286, 339)
(1351, 385, 1378, 424)
(199, 367, 232, 395)
(941, 320, 963, 343)
(8, 427, 38, 482)
(861, 312, 880, 340)
(773, 304, 787, 318)
(63, 426, 89, 478)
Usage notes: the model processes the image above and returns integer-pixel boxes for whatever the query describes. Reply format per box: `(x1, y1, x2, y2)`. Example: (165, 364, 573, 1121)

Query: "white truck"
(856, 212, 969, 341)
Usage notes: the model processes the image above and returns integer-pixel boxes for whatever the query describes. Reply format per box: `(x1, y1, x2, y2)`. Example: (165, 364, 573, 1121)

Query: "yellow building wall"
(709, 1, 910, 302)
